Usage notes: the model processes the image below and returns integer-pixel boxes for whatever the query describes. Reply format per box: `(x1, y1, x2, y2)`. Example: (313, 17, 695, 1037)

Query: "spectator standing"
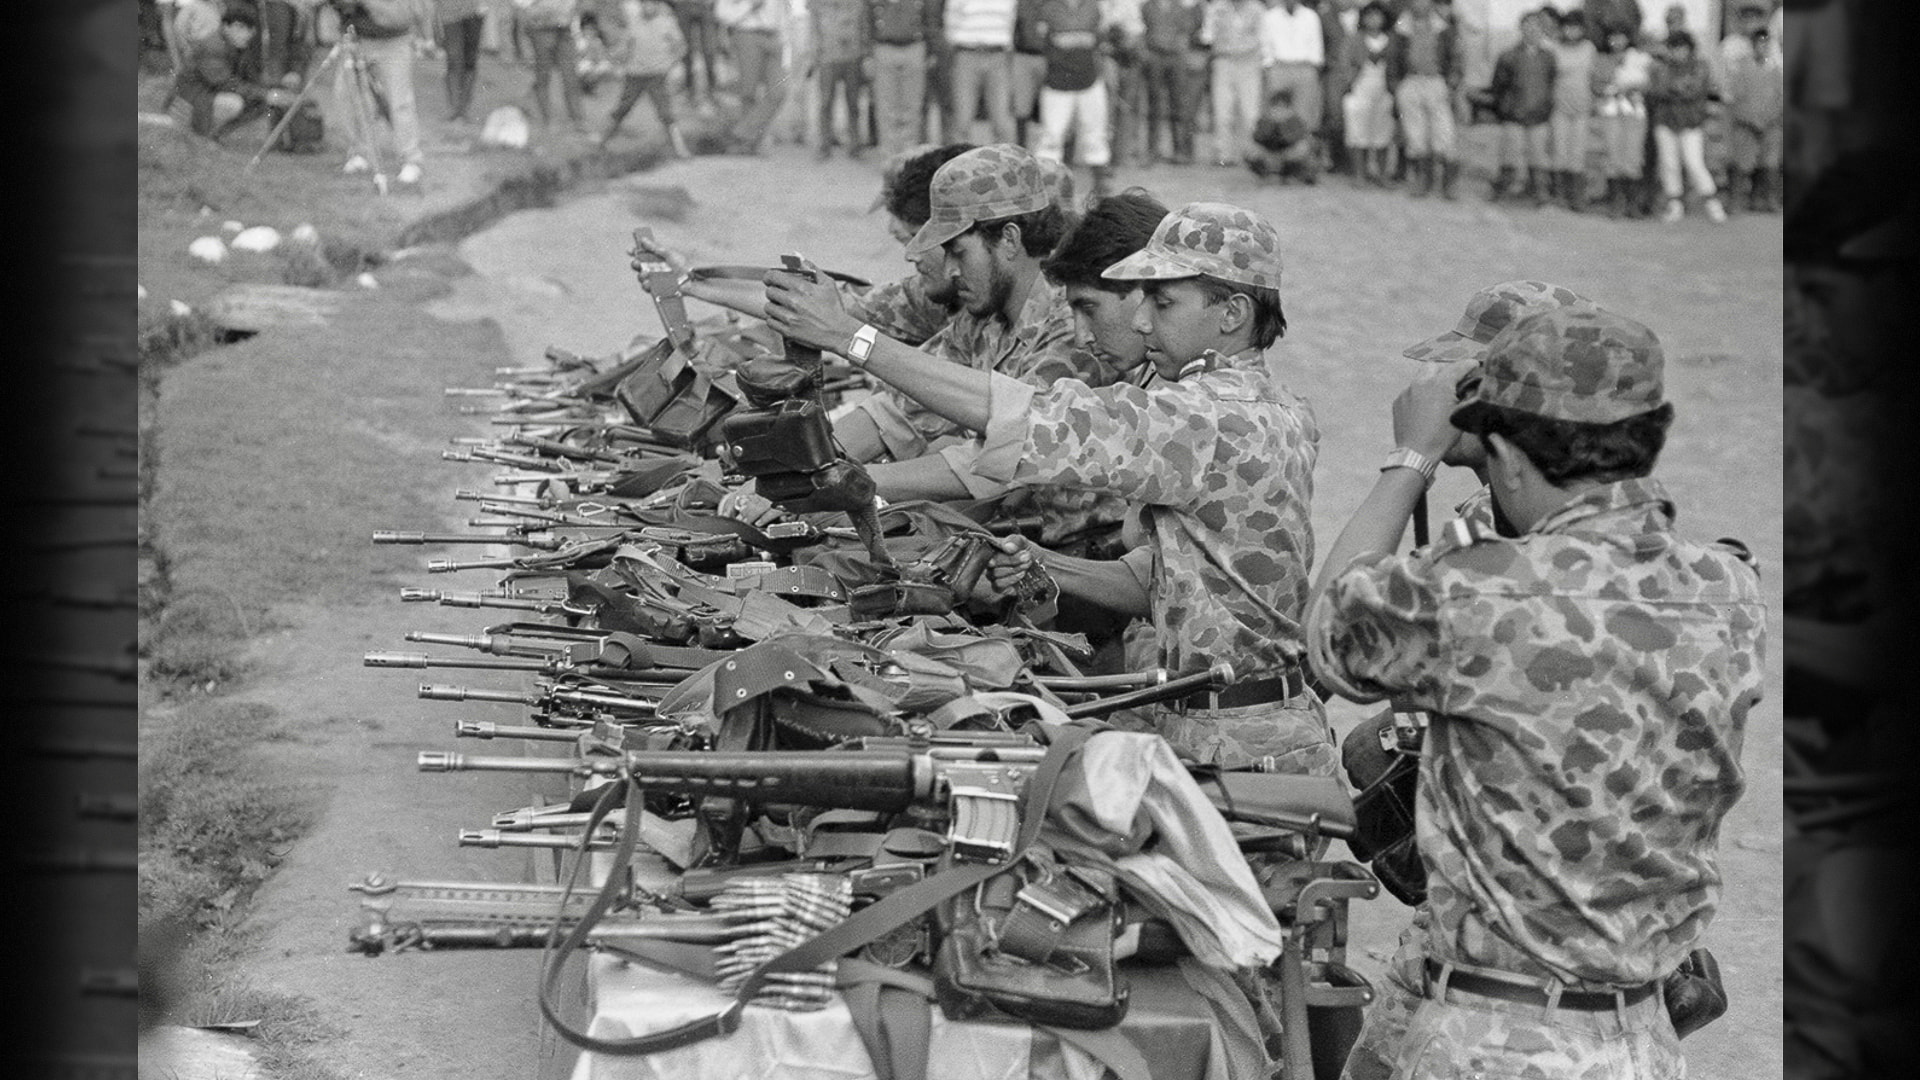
(869, 0, 936, 155)
(1722, 23, 1783, 213)
(1547, 9, 1597, 211)
(925, 0, 954, 139)
(1011, 0, 1050, 144)
(1100, 0, 1147, 168)
(1201, 0, 1265, 166)
(1138, 0, 1201, 162)
(1317, 0, 1349, 175)
(180, 7, 274, 140)
(1486, 9, 1556, 206)
(1337, 1, 1393, 186)
(1592, 25, 1652, 218)
(517, 0, 587, 132)
(812, 0, 871, 158)
(437, 0, 486, 122)
(945, 0, 1019, 143)
(261, 0, 320, 87)
(1647, 30, 1726, 222)
(1387, 0, 1460, 198)
(716, 0, 790, 150)
(1259, 0, 1325, 163)
(599, 0, 693, 154)
(674, 0, 723, 106)
(336, 0, 429, 186)
(1032, 0, 1113, 192)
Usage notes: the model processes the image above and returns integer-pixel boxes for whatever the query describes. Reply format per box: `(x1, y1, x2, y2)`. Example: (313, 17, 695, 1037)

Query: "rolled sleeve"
(972, 372, 1041, 486)
(938, 441, 1015, 499)
(1305, 551, 1447, 706)
(850, 391, 931, 460)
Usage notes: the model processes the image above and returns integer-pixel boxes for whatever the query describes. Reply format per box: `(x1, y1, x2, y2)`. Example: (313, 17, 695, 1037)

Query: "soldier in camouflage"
(1305, 305, 1766, 1079)
(769, 143, 1131, 553)
(767, 198, 1337, 776)
(1338, 279, 1597, 1080)
(631, 143, 974, 348)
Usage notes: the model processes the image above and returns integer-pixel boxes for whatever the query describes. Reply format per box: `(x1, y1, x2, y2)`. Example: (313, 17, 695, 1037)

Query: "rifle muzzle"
(418, 751, 596, 774)
(454, 720, 582, 743)
(418, 684, 543, 705)
(459, 829, 616, 850)
(364, 652, 552, 672)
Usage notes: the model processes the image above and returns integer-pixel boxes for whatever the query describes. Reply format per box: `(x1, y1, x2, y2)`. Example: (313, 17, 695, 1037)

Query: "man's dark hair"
(1357, 2, 1392, 27)
(1559, 9, 1585, 30)
(1190, 276, 1288, 349)
(224, 6, 260, 27)
(1454, 402, 1675, 484)
(1665, 30, 1696, 52)
(968, 204, 1069, 258)
(1041, 189, 1169, 292)
(885, 143, 978, 227)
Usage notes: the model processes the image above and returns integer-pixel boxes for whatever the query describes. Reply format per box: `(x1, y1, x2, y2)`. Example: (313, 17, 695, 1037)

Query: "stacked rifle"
(347, 231, 1380, 1075)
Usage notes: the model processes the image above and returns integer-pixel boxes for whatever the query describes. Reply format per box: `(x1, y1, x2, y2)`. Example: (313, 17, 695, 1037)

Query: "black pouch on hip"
(1662, 946, 1728, 1039)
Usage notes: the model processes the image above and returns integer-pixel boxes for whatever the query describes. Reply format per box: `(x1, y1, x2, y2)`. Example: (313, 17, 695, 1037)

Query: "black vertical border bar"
(9, 0, 141, 1068)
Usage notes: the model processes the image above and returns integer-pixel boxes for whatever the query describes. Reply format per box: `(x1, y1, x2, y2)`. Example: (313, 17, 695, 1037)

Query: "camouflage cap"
(1452, 305, 1665, 425)
(1100, 202, 1282, 291)
(904, 144, 1053, 257)
(868, 142, 939, 214)
(1038, 156, 1077, 216)
(1403, 280, 1590, 362)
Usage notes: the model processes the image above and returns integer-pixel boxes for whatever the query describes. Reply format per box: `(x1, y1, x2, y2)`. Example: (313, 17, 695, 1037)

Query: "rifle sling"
(536, 724, 1095, 1056)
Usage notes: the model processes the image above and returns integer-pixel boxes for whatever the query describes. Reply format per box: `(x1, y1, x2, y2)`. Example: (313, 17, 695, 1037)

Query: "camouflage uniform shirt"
(850, 275, 1129, 546)
(1307, 478, 1766, 986)
(838, 273, 952, 348)
(973, 348, 1335, 771)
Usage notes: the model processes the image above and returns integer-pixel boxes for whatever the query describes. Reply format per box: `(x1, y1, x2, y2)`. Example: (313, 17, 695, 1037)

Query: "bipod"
(247, 26, 391, 194)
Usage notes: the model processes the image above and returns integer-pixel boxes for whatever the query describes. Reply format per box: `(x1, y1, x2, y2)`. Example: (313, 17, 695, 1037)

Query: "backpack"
(274, 100, 326, 154)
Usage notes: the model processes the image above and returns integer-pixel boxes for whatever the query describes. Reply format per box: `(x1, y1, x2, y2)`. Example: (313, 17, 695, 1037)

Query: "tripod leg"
(248, 41, 342, 170)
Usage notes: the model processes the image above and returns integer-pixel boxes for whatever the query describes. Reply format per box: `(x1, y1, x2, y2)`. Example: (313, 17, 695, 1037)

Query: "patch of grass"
(162, 940, 353, 1080)
(139, 700, 309, 931)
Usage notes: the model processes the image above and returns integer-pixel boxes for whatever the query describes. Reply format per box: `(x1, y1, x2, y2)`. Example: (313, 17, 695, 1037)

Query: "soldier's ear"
(1217, 292, 1253, 336)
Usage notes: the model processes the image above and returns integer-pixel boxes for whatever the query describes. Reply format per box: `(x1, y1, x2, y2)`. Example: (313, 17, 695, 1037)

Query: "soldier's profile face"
(1065, 283, 1149, 373)
(941, 230, 1012, 317)
(894, 216, 957, 303)
(1134, 279, 1222, 379)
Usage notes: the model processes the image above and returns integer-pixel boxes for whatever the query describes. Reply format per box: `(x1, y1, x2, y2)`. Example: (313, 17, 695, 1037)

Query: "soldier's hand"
(764, 259, 863, 356)
(975, 535, 1039, 602)
(628, 234, 691, 292)
(1392, 366, 1464, 462)
(717, 487, 787, 528)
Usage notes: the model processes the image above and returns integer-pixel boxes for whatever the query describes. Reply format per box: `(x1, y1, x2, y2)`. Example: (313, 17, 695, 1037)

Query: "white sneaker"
(342, 154, 370, 174)
(1704, 197, 1727, 223)
(1661, 198, 1684, 223)
(397, 162, 423, 185)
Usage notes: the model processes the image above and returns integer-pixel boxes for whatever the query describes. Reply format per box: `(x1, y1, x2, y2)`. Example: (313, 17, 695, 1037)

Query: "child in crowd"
(1486, 8, 1556, 205)
(1547, 9, 1596, 211)
(1246, 87, 1320, 184)
(1591, 25, 1651, 219)
(1722, 25, 1785, 213)
(179, 6, 274, 142)
(1646, 30, 1726, 223)
(599, 0, 692, 156)
(1339, 1, 1396, 186)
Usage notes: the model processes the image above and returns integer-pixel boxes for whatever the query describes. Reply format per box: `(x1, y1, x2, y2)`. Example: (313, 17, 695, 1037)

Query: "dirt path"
(163, 145, 1782, 1079)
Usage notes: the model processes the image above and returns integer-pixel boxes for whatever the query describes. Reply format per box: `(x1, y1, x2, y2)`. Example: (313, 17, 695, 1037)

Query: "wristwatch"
(846, 323, 880, 365)
(1381, 447, 1440, 485)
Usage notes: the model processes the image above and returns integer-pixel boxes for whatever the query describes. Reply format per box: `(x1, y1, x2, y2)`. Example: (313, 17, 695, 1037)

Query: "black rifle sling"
(537, 724, 1096, 1056)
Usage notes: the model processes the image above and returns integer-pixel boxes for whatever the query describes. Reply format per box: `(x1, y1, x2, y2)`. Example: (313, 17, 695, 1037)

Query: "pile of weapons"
(347, 234, 1368, 1059)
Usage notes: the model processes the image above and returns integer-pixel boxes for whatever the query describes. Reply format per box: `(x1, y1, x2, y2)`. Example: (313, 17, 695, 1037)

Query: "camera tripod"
(247, 25, 393, 194)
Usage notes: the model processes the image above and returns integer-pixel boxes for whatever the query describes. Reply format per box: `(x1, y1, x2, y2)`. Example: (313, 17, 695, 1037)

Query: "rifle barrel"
(1064, 663, 1236, 719)
(454, 720, 583, 743)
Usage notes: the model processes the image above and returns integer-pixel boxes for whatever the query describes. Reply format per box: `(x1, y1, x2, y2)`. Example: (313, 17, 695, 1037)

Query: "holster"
(615, 344, 738, 449)
(932, 845, 1128, 1030)
(1662, 946, 1728, 1039)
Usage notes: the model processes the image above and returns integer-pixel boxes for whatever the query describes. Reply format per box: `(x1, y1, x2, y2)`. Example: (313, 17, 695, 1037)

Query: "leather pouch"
(932, 845, 1129, 1030)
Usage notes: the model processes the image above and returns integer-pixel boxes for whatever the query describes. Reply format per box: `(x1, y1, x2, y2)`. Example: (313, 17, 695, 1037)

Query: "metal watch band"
(846, 323, 879, 365)
(1381, 447, 1439, 485)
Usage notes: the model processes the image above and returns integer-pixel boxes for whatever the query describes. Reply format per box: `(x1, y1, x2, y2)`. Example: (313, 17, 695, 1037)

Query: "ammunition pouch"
(615, 341, 739, 449)
(933, 844, 1128, 1030)
(734, 356, 820, 409)
(718, 400, 838, 477)
(1341, 706, 1427, 906)
(1662, 946, 1728, 1039)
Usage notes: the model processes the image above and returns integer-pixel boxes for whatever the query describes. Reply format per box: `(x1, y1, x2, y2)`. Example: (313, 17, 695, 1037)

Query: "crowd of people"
(146, 0, 1790, 220)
